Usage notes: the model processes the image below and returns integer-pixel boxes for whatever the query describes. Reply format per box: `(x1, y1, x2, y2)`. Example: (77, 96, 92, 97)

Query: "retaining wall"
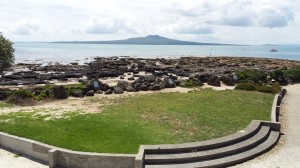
(0, 132, 135, 168)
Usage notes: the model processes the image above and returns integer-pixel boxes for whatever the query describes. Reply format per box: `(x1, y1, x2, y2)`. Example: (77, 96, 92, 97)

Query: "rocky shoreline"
(1, 56, 300, 86)
(0, 56, 299, 100)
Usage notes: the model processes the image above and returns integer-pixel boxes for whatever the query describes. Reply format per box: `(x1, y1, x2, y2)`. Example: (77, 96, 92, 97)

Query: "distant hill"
(53, 35, 233, 45)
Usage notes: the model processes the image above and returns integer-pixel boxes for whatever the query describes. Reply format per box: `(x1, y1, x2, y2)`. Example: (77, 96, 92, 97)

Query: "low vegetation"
(236, 69, 267, 83)
(0, 89, 273, 154)
(235, 82, 281, 93)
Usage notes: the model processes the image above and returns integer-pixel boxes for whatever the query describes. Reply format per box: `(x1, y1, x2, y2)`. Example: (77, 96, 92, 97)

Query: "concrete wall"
(0, 132, 51, 164)
(0, 132, 136, 168)
(271, 89, 287, 122)
(53, 149, 135, 168)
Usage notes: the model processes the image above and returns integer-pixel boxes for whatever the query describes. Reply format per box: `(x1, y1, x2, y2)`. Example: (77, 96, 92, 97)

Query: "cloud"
(257, 7, 294, 28)
(175, 26, 213, 34)
(13, 20, 41, 35)
(168, 0, 295, 28)
(85, 17, 126, 34)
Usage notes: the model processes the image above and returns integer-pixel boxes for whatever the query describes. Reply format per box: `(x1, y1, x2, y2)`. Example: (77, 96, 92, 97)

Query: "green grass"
(0, 101, 14, 108)
(0, 89, 274, 154)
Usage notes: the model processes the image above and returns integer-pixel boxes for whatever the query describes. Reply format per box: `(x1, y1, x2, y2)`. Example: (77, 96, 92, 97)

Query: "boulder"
(132, 83, 140, 91)
(125, 85, 136, 92)
(85, 90, 95, 96)
(117, 81, 129, 90)
(199, 74, 211, 83)
(70, 90, 84, 98)
(140, 83, 149, 91)
(140, 75, 156, 83)
(113, 87, 124, 94)
(105, 89, 113, 95)
(53, 85, 68, 99)
(221, 76, 235, 86)
(152, 84, 161, 91)
(207, 75, 221, 87)
(95, 90, 103, 94)
(128, 77, 135, 81)
(87, 78, 102, 91)
(164, 78, 176, 88)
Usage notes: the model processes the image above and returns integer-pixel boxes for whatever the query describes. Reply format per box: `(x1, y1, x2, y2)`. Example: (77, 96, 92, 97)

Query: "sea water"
(13, 43, 300, 64)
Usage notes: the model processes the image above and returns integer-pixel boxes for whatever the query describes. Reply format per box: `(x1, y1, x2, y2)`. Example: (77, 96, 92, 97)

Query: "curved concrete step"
(144, 131, 280, 168)
(145, 126, 270, 165)
(143, 120, 262, 154)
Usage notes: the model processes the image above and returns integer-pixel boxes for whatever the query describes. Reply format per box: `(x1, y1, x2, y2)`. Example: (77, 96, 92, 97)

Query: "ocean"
(13, 43, 300, 64)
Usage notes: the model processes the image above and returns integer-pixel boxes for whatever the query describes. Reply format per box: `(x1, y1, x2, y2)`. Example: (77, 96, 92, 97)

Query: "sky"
(0, 0, 299, 44)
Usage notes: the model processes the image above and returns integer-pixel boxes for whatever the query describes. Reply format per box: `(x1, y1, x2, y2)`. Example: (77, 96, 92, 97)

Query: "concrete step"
(144, 131, 280, 168)
(144, 126, 270, 165)
(143, 120, 262, 155)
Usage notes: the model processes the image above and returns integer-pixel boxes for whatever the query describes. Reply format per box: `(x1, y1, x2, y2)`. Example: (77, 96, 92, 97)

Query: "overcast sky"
(0, 0, 299, 44)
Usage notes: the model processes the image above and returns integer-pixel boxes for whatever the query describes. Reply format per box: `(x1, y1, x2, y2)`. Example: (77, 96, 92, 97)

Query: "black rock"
(164, 78, 176, 88)
(128, 77, 135, 81)
(85, 90, 95, 96)
(152, 84, 161, 91)
(95, 90, 103, 94)
(53, 85, 68, 99)
(113, 87, 124, 94)
(117, 81, 129, 90)
(70, 90, 84, 98)
(126, 85, 136, 92)
(101, 83, 110, 91)
(140, 83, 149, 91)
(221, 76, 235, 86)
(87, 78, 102, 91)
(207, 75, 221, 87)
(105, 89, 113, 95)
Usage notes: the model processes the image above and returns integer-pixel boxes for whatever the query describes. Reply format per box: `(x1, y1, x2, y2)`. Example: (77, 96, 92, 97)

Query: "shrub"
(270, 69, 284, 80)
(235, 83, 256, 91)
(12, 89, 33, 99)
(0, 32, 15, 72)
(236, 69, 267, 83)
(285, 65, 300, 83)
(180, 80, 202, 88)
(256, 85, 280, 94)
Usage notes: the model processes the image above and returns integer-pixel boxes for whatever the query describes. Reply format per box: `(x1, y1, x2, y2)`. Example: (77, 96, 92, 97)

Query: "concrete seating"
(136, 121, 280, 168)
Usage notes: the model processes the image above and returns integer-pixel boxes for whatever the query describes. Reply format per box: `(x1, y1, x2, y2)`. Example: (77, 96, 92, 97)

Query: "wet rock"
(53, 85, 68, 99)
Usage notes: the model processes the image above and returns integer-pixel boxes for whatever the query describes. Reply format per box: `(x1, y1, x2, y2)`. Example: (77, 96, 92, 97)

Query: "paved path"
(0, 148, 47, 168)
(233, 84, 300, 167)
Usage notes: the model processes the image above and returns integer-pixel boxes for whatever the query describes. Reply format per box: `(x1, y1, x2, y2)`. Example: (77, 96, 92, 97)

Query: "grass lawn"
(0, 89, 274, 154)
